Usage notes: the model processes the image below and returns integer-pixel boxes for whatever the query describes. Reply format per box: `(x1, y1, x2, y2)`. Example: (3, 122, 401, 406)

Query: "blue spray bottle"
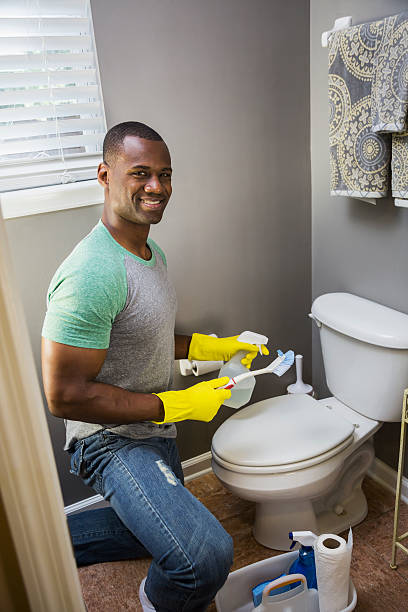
(288, 531, 318, 590)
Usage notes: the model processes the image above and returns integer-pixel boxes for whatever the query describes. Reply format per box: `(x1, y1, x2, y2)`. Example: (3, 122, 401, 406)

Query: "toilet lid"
(212, 394, 355, 467)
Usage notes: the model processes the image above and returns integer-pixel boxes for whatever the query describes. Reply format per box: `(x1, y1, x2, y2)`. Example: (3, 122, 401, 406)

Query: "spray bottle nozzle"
(237, 331, 268, 348)
(288, 531, 318, 549)
(235, 331, 269, 358)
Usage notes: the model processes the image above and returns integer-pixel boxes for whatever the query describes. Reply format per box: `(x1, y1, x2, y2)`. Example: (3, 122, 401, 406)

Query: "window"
(0, 0, 106, 193)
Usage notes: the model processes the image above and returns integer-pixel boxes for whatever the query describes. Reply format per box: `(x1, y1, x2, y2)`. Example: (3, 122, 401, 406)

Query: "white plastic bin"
(215, 550, 357, 612)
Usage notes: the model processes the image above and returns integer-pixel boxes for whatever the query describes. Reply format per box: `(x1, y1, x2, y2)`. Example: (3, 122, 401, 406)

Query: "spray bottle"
(218, 331, 268, 409)
(288, 531, 318, 590)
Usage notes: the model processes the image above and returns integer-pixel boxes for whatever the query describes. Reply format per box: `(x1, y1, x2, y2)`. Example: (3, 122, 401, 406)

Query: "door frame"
(0, 202, 86, 611)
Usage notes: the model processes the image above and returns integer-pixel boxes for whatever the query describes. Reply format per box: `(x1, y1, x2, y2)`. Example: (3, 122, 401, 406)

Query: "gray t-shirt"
(42, 220, 177, 450)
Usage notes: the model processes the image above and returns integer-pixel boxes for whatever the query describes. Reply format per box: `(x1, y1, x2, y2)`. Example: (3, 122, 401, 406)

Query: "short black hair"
(103, 121, 164, 165)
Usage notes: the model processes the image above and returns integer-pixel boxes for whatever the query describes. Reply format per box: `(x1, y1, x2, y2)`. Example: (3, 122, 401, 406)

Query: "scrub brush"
(219, 350, 294, 390)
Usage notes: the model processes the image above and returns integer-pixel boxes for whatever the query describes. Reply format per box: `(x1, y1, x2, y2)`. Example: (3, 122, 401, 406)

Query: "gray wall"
(310, 0, 408, 473)
(5, 205, 104, 505)
(5, 0, 311, 505)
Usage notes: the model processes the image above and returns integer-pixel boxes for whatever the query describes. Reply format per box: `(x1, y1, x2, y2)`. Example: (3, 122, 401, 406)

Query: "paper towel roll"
(192, 360, 223, 376)
(314, 529, 353, 612)
(179, 359, 193, 376)
(179, 333, 220, 377)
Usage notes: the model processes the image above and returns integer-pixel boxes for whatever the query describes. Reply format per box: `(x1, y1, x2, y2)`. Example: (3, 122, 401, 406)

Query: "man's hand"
(153, 377, 231, 424)
(188, 333, 269, 369)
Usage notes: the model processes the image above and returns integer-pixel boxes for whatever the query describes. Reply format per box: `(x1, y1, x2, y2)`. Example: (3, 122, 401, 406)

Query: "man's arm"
(41, 337, 164, 423)
(174, 334, 191, 360)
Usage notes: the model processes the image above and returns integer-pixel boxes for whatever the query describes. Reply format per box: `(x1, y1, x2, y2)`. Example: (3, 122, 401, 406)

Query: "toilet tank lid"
(311, 293, 408, 349)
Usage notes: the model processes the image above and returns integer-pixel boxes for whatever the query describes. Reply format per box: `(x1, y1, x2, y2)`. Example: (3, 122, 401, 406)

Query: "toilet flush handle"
(308, 313, 322, 328)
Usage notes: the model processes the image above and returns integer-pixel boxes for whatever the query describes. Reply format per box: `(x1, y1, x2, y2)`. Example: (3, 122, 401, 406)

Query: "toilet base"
(253, 484, 368, 551)
(316, 485, 368, 534)
(253, 499, 318, 550)
(252, 442, 374, 551)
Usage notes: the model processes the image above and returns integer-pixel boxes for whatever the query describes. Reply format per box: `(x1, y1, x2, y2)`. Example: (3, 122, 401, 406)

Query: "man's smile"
(139, 197, 164, 210)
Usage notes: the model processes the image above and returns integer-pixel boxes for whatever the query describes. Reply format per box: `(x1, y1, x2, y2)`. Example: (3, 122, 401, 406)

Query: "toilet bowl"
(211, 293, 408, 550)
(212, 394, 379, 550)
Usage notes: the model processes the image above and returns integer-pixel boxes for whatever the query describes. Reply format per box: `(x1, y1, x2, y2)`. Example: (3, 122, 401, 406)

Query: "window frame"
(0, 178, 103, 219)
(0, 0, 106, 217)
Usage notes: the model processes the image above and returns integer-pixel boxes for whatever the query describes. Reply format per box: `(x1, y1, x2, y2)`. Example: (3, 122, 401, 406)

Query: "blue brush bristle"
(274, 350, 295, 377)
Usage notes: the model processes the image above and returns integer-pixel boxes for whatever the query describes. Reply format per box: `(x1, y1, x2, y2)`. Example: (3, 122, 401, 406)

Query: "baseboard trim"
(64, 494, 103, 516)
(64, 451, 213, 515)
(368, 457, 408, 505)
(182, 450, 212, 483)
(65, 454, 408, 515)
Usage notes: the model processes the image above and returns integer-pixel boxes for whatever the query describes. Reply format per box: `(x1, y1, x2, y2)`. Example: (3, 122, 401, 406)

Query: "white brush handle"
(219, 354, 285, 389)
(235, 354, 284, 382)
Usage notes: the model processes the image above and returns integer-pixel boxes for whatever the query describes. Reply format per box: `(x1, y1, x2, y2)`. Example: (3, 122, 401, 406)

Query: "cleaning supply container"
(252, 574, 315, 611)
(251, 575, 289, 607)
(218, 331, 268, 409)
(214, 550, 357, 612)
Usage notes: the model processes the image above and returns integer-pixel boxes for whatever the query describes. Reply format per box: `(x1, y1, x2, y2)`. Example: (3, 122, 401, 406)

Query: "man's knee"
(192, 524, 234, 592)
(147, 522, 233, 609)
(163, 522, 233, 592)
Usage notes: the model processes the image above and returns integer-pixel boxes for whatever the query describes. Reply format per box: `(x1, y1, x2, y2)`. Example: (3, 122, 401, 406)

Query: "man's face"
(99, 135, 172, 226)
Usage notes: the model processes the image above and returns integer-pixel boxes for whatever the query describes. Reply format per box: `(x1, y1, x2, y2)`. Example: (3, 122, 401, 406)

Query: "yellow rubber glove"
(188, 333, 269, 369)
(152, 377, 231, 424)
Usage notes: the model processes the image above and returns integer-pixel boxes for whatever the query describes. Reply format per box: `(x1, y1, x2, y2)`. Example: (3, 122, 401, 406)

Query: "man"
(41, 121, 267, 611)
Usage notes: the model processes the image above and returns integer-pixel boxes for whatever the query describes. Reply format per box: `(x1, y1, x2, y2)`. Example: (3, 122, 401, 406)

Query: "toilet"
(211, 293, 408, 551)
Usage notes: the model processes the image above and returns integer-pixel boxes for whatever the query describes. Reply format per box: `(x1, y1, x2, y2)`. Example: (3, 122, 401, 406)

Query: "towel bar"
(321, 16, 352, 47)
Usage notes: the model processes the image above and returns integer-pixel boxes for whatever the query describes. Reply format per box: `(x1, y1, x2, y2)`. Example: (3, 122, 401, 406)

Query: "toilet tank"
(311, 293, 408, 422)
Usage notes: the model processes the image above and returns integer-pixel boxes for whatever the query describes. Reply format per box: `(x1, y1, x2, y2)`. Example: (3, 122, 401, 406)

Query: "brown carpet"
(77, 474, 408, 611)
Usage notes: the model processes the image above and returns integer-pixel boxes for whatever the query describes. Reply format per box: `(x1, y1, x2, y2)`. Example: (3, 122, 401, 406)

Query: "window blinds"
(0, 0, 106, 192)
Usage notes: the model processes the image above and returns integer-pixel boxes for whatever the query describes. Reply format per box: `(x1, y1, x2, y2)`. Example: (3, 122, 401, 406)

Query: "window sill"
(0, 180, 104, 220)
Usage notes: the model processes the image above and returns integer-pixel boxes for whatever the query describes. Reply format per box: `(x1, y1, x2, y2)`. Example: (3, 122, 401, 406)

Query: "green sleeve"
(42, 256, 127, 349)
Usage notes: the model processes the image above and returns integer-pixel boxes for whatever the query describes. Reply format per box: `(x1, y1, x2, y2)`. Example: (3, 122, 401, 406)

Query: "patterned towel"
(371, 12, 408, 202)
(328, 14, 408, 202)
(371, 13, 408, 133)
(329, 19, 391, 199)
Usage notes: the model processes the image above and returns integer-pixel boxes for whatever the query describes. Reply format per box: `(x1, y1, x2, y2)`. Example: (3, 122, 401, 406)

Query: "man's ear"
(97, 162, 109, 188)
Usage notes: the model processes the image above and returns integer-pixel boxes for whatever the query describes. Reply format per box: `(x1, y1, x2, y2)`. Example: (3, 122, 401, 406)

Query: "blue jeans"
(67, 432, 233, 611)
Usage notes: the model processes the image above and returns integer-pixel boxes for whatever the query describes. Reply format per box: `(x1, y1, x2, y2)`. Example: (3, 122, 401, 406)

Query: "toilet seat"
(211, 394, 355, 475)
